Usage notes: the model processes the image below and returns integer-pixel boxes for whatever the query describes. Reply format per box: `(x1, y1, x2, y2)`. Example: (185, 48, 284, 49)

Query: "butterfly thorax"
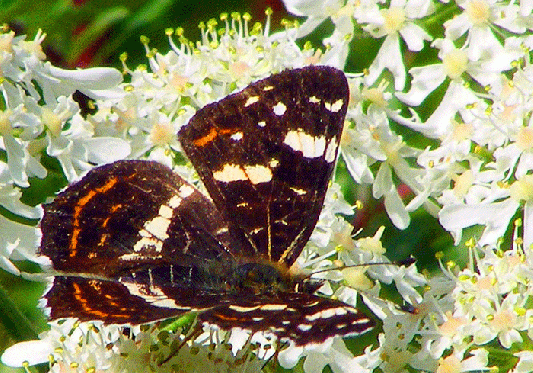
(227, 262, 323, 297)
(227, 262, 290, 295)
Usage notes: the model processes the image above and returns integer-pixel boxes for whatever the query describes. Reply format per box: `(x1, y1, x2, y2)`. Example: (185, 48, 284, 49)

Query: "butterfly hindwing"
(198, 292, 373, 346)
(45, 277, 191, 324)
(46, 261, 232, 324)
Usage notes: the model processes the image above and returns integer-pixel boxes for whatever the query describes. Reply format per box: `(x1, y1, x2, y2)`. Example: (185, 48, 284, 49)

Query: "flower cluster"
(0, 30, 125, 275)
(0, 0, 532, 371)
(2, 319, 266, 373)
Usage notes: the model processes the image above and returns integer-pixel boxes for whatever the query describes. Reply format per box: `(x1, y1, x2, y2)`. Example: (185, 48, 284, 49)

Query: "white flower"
(439, 172, 533, 247)
(357, 0, 433, 90)
(3, 321, 265, 373)
(0, 28, 130, 187)
(283, 0, 354, 42)
(278, 337, 375, 373)
(419, 235, 533, 369)
(0, 214, 42, 274)
(0, 166, 42, 219)
(350, 108, 424, 228)
(435, 349, 489, 373)
(512, 351, 533, 373)
(44, 103, 131, 181)
(446, 0, 526, 41)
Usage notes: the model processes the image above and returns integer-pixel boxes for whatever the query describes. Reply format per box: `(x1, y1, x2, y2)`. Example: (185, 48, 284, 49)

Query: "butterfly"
(40, 65, 375, 346)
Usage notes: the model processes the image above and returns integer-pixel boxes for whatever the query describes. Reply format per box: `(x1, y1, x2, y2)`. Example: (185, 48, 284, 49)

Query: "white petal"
(85, 137, 131, 164)
(1, 340, 52, 367)
(278, 345, 305, 369)
(396, 64, 446, 106)
(439, 199, 519, 246)
(48, 66, 122, 89)
(366, 34, 407, 90)
(399, 23, 431, 51)
(384, 187, 410, 229)
(523, 201, 533, 250)
(373, 163, 393, 199)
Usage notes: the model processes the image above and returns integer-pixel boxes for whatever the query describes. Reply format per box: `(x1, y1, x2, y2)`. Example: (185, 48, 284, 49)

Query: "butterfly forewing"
(40, 160, 234, 276)
(179, 66, 349, 266)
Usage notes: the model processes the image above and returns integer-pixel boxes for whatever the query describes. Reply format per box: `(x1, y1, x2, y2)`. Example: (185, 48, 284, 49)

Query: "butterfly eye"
(296, 278, 324, 294)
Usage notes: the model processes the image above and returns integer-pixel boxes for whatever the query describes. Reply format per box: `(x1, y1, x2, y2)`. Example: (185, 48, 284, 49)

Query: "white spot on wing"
(131, 189, 195, 254)
(283, 130, 327, 158)
(178, 184, 195, 199)
(213, 163, 271, 184)
(244, 164, 272, 184)
(229, 305, 260, 312)
(245, 96, 259, 107)
(258, 121, 266, 127)
(230, 132, 243, 141)
(260, 304, 288, 311)
(134, 191, 195, 254)
(216, 227, 228, 234)
(263, 85, 274, 91)
(273, 102, 287, 116)
(213, 164, 247, 182)
(305, 307, 348, 322)
(325, 137, 339, 163)
(132, 213, 173, 253)
(158, 204, 173, 219)
(166, 195, 182, 209)
(131, 233, 160, 252)
(309, 96, 320, 103)
(352, 317, 372, 325)
(325, 99, 344, 113)
(144, 216, 171, 241)
(119, 252, 145, 261)
(298, 324, 313, 331)
(121, 282, 186, 309)
(290, 187, 307, 196)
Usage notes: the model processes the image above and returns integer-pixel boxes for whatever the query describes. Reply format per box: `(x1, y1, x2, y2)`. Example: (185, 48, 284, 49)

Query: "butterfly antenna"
(304, 256, 416, 279)
(300, 256, 419, 314)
